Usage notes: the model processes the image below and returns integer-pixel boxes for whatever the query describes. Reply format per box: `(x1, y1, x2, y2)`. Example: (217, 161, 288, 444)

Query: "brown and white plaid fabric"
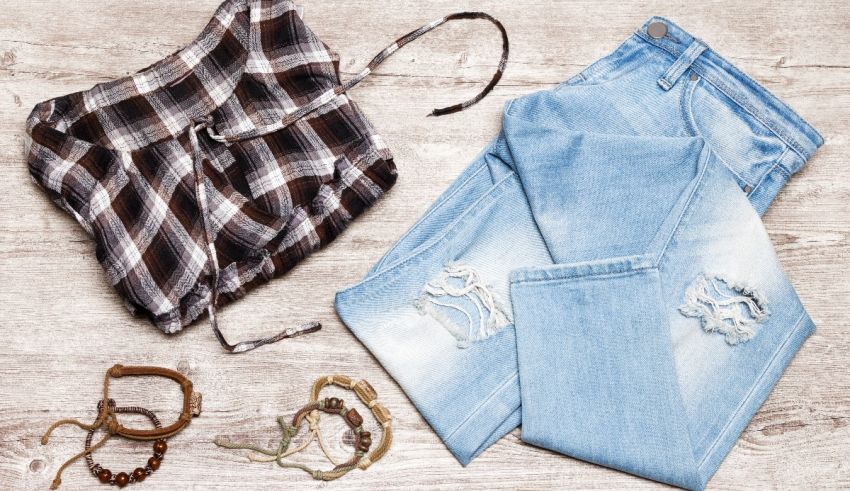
(25, 0, 508, 352)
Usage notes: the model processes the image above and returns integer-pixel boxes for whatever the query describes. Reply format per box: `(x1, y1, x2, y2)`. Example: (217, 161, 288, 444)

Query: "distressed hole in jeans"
(415, 262, 512, 348)
(679, 273, 770, 345)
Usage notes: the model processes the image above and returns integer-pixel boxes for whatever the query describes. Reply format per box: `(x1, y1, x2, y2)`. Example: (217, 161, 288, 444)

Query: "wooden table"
(1, 1, 848, 489)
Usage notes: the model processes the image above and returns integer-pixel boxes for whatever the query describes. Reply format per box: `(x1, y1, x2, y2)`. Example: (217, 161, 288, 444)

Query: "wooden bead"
(114, 472, 130, 488)
(354, 380, 377, 402)
(345, 408, 364, 427)
(148, 457, 161, 471)
(373, 404, 392, 425)
(132, 467, 146, 482)
(97, 468, 112, 483)
(357, 430, 372, 452)
(153, 439, 167, 455)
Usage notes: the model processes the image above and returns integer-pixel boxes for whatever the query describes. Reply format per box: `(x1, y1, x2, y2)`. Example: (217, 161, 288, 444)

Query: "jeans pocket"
(684, 76, 789, 189)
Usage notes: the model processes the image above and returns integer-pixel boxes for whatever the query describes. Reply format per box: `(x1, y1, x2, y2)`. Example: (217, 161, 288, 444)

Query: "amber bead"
(153, 439, 167, 455)
(114, 472, 130, 488)
(148, 457, 161, 471)
(97, 468, 112, 483)
(132, 467, 147, 482)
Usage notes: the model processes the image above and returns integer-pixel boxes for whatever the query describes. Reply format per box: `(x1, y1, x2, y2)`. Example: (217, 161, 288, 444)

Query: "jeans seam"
(775, 158, 793, 178)
(655, 144, 712, 265)
(696, 72, 807, 160)
(336, 172, 518, 298)
(681, 78, 758, 190)
(655, 270, 703, 477)
(749, 147, 790, 196)
(637, 31, 812, 160)
(512, 266, 657, 287)
(680, 74, 700, 137)
(696, 310, 810, 471)
(370, 163, 490, 272)
(443, 372, 519, 443)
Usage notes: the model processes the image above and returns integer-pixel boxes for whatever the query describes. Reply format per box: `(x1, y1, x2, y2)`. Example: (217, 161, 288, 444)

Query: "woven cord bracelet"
(84, 399, 167, 487)
(309, 375, 392, 470)
(214, 397, 372, 481)
(213, 375, 391, 480)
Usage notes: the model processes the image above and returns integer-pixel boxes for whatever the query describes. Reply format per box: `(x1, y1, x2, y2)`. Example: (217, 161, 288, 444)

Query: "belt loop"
(658, 39, 707, 91)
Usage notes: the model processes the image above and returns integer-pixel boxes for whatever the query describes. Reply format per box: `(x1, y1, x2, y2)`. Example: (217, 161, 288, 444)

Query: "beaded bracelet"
(215, 397, 371, 481)
(41, 365, 201, 489)
(309, 375, 392, 470)
(84, 399, 167, 487)
(213, 375, 392, 480)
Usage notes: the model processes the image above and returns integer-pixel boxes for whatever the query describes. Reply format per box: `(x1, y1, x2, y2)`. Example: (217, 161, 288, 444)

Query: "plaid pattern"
(26, 0, 508, 349)
(26, 0, 397, 335)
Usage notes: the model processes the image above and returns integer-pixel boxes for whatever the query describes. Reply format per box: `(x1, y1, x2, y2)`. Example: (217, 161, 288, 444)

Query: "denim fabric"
(335, 17, 822, 489)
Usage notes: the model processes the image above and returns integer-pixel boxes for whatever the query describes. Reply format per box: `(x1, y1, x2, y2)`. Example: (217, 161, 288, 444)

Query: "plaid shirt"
(25, 0, 507, 350)
(26, 0, 397, 336)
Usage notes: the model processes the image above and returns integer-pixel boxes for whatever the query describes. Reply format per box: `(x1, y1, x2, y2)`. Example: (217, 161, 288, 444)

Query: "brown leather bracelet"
(310, 375, 392, 469)
(41, 364, 202, 489)
(105, 365, 202, 440)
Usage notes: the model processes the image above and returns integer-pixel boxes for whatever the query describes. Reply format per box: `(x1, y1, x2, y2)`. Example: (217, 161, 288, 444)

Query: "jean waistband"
(635, 16, 823, 161)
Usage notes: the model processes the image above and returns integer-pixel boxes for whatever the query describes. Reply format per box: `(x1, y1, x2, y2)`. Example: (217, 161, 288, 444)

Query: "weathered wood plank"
(1, 0, 848, 489)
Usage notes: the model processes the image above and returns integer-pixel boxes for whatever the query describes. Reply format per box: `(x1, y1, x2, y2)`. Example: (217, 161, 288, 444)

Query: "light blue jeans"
(335, 17, 823, 489)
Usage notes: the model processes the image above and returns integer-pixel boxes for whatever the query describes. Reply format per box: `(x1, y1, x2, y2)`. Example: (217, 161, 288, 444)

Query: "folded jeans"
(335, 16, 822, 489)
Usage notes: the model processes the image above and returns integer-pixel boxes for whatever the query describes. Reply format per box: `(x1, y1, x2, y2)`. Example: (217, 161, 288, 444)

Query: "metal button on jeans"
(648, 21, 667, 39)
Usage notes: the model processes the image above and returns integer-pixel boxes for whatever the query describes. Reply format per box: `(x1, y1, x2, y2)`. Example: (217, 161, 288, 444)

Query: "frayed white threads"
(416, 262, 511, 348)
(679, 273, 769, 345)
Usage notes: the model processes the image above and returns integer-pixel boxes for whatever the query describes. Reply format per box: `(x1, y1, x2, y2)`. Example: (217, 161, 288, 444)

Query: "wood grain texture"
(1, 0, 848, 489)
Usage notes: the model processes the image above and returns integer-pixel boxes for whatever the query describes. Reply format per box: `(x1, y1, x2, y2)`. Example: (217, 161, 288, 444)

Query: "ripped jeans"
(335, 17, 822, 490)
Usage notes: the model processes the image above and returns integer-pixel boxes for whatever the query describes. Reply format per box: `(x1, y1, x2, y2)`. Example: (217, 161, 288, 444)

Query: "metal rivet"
(743, 185, 753, 194)
(647, 22, 667, 39)
(690, 73, 699, 81)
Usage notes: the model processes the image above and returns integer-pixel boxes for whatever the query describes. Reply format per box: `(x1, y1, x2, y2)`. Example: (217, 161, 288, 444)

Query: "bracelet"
(103, 364, 202, 440)
(213, 375, 391, 480)
(84, 399, 167, 487)
(310, 375, 392, 469)
(215, 397, 371, 481)
(289, 397, 372, 479)
(41, 365, 201, 489)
